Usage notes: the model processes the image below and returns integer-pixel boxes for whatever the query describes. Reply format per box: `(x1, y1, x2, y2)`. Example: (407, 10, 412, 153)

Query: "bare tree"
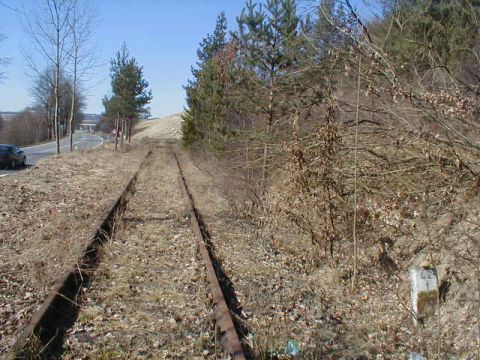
(23, 0, 73, 154)
(30, 66, 86, 140)
(30, 67, 55, 139)
(67, 0, 96, 151)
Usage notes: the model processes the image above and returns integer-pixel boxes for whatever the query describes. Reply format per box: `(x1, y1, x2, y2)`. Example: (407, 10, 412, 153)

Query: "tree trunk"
(54, 13, 60, 155)
(120, 118, 125, 147)
(54, 80, 60, 153)
(69, 7, 77, 152)
(45, 104, 51, 140)
(48, 109, 53, 139)
(69, 51, 77, 152)
(128, 117, 133, 143)
(261, 74, 275, 194)
(51, 111, 55, 139)
(114, 116, 119, 150)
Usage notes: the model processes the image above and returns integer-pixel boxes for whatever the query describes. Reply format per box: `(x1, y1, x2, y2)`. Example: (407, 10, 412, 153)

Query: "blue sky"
(0, 0, 372, 117)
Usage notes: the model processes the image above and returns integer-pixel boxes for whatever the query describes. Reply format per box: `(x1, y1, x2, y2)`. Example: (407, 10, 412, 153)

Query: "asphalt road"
(0, 131, 105, 177)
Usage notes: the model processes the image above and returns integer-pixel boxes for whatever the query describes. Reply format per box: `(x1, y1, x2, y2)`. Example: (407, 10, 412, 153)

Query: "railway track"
(173, 151, 246, 360)
(6, 148, 246, 359)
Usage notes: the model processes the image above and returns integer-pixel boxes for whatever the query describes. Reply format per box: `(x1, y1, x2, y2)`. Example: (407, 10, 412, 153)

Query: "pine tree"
(182, 12, 230, 151)
(315, 0, 337, 50)
(109, 43, 152, 142)
(197, 12, 228, 63)
(237, 0, 300, 190)
(238, 0, 299, 76)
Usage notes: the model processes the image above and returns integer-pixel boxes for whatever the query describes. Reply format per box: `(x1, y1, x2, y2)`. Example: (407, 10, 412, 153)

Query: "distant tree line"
(0, 68, 85, 146)
(28, 68, 85, 140)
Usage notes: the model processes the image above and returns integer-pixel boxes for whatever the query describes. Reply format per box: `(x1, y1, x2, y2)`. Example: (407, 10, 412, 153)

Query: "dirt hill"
(133, 113, 182, 141)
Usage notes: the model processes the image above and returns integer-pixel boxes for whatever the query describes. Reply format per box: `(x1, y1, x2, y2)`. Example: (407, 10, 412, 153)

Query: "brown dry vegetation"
(176, 2, 480, 356)
(251, 57, 480, 358)
(187, 113, 479, 358)
(214, 77, 480, 357)
(0, 108, 477, 358)
(0, 145, 145, 354)
(180, 9, 480, 354)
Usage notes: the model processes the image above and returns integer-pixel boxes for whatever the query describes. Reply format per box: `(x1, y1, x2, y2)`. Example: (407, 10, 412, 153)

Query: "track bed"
(63, 147, 228, 359)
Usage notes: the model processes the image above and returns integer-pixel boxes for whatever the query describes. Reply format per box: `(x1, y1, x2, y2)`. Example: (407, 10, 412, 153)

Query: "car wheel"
(21, 158, 26, 166)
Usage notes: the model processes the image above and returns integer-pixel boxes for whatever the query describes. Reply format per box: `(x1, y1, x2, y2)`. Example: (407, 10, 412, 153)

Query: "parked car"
(0, 144, 26, 169)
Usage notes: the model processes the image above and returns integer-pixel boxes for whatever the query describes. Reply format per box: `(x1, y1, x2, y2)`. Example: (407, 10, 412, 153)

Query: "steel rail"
(172, 150, 246, 360)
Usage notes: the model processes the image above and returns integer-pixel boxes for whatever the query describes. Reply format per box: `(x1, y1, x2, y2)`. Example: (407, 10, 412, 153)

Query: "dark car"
(0, 144, 26, 169)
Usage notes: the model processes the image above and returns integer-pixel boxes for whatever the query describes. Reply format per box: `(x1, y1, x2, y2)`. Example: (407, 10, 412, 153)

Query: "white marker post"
(409, 352, 426, 360)
(410, 267, 438, 325)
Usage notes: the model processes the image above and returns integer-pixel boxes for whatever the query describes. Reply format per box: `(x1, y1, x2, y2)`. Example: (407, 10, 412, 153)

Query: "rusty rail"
(172, 150, 246, 360)
(6, 151, 152, 360)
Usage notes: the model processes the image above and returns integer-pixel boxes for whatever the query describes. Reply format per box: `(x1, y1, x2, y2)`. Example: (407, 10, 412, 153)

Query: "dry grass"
(1, 108, 476, 358)
(177, 149, 333, 357)
(184, 130, 479, 359)
(0, 145, 145, 355)
(253, 85, 480, 357)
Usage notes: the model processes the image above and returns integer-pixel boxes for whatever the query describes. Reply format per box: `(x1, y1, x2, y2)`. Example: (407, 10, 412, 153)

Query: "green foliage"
(104, 43, 152, 140)
(101, 94, 123, 130)
(182, 0, 480, 162)
(237, 0, 300, 76)
(110, 43, 152, 120)
(180, 109, 199, 147)
(235, 0, 303, 127)
(182, 0, 311, 155)
(182, 13, 231, 151)
(385, 0, 480, 73)
(197, 12, 228, 63)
